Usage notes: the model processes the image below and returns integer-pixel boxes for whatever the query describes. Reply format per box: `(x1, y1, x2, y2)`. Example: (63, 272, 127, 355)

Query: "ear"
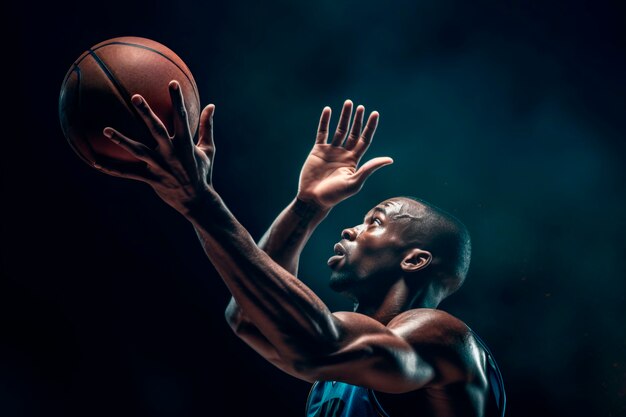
(401, 248, 432, 273)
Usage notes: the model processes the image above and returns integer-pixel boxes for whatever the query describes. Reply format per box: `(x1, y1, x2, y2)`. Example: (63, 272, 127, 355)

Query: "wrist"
(292, 196, 332, 221)
(179, 186, 222, 220)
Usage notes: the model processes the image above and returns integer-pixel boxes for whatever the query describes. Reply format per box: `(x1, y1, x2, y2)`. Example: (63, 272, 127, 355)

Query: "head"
(328, 197, 471, 307)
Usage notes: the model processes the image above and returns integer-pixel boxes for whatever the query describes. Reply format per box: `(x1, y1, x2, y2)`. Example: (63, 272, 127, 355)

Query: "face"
(328, 198, 419, 298)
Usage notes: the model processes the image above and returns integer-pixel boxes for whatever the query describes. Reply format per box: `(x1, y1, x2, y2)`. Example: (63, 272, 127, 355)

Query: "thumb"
(353, 157, 394, 187)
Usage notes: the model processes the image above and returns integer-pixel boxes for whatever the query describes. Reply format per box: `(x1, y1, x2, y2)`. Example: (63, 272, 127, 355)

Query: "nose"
(341, 225, 360, 241)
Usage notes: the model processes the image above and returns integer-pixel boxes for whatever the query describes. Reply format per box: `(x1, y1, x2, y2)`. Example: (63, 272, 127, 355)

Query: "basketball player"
(95, 80, 506, 417)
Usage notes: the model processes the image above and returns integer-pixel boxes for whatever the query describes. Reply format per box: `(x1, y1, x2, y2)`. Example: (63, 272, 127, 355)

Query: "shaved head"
(392, 197, 472, 299)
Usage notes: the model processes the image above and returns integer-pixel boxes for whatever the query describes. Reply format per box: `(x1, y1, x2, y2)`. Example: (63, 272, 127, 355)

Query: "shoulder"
(387, 308, 470, 342)
(386, 309, 485, 386)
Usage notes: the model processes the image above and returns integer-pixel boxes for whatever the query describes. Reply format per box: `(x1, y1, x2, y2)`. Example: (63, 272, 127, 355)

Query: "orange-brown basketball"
(58, 36, 201, 167)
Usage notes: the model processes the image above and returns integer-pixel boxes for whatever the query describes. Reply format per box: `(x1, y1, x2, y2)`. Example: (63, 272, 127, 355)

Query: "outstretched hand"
(94, 80, 216, 215)
(296, 100, 393, 209)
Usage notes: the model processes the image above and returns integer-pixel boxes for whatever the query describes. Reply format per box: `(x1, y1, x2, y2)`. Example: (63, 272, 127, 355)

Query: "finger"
(330, 100, 353, 146)
(352, 157, 394, 188)
(315, 106, 332, 144)
(197, 104, 216, 155)
(352, 111, 379, 158)
(103, 128, 157, 165)
(169, 80, 194, 151)
(130, 94, 173, 153)
(344, 105, 364, 151)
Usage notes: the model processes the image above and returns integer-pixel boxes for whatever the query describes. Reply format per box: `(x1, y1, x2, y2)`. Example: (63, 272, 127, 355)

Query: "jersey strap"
(468, 328, 507, 417)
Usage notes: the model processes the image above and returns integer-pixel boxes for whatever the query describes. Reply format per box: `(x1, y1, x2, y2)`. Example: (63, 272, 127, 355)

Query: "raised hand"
(93, 80, 217, 215)
(296, 100, 393, 209)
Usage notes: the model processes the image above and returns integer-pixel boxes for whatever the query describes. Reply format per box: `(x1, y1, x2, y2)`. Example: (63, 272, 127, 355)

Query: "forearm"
(187, 191, 339, 362)
(227, 197, 329, 352)
(257, 197, 330, 275)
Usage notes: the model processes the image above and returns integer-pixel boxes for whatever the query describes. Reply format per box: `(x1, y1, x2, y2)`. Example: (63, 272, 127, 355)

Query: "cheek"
(359, 230, 398, 253)
(354, 243, 401, 271)
(349, 228, 403, 268)
(360, 233, 405, 266)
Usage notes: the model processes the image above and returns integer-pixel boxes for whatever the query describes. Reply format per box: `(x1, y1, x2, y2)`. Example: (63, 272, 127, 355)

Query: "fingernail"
(131, 95, 143, 106)
(103, 129, 120, 143)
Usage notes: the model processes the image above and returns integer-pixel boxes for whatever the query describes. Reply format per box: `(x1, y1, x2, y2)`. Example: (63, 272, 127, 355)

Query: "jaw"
(328, 269, 355, 293)
(329, 269, 396, 306)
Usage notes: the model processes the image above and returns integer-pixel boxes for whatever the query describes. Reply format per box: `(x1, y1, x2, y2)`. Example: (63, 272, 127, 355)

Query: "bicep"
(225, 300, 311, 380)
(225, 299, 282, 361)
(294, 312, 436, 394)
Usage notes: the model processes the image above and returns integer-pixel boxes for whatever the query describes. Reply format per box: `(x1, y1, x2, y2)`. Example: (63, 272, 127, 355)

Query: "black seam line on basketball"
(91, 41, 200, 105)
(61, 65, 97, 167)
(59, 65, 79, 127)
(62, 62, 78, 87)
(62, 48, 92, 86)
(76, 65, 97, 162)
(88, 49, 152, 141)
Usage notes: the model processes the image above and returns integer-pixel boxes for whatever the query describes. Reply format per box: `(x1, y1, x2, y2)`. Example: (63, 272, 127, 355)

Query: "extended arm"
(226, 101, 393, 363)
(94, 82, 464, 392)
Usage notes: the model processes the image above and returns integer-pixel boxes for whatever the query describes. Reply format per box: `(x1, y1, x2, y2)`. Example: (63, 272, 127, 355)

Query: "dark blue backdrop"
(4, 1, 625, 416)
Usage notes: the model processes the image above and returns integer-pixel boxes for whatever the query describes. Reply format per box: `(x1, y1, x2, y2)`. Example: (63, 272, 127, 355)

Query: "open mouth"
(327, 243, 346, 268)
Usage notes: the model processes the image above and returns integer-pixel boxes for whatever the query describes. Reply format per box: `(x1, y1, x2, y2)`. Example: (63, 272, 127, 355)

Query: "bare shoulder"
(387, 309, 485, 386)
(387, 308, 469, 340)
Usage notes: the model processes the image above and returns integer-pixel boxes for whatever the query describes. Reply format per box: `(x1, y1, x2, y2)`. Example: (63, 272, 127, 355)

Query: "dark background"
(4, 1, 625, 416)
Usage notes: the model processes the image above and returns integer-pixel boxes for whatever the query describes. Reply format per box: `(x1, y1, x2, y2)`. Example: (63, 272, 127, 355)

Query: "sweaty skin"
(95, 81, 493, 416)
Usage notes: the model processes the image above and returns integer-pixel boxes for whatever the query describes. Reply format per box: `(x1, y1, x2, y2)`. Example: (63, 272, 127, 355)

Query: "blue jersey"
(306, 381, 387, 417)
(305, 328, 506, 417)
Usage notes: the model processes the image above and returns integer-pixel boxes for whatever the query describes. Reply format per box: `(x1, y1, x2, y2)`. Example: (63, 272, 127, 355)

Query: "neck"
(352, 279, 440, 325)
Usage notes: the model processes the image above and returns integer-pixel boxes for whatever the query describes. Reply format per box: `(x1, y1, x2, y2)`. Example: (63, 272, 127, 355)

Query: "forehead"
(365, 198, 425, 218)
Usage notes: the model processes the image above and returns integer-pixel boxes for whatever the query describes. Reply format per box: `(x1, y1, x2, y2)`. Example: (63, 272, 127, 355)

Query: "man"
(95, 80, 506, 417)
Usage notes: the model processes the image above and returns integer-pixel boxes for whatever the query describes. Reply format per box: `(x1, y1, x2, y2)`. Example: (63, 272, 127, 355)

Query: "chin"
(329, 270, 358, 294)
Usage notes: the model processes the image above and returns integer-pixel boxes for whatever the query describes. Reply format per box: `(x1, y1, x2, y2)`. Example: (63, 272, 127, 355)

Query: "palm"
(296, 101, 393, 208)
(299, 145, 360, 206)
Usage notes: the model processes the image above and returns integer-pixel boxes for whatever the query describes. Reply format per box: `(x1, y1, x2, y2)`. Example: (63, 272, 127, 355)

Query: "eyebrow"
(364, 206, 388, 221)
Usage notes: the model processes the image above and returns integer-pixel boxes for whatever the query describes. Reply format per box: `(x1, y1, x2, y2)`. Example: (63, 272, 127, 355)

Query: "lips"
(327, 242, 347, 268)
(333, 243, 346, 256)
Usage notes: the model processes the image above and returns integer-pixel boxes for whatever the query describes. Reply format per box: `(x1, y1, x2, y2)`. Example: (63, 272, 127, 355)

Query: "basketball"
(58, 36, 201, 167)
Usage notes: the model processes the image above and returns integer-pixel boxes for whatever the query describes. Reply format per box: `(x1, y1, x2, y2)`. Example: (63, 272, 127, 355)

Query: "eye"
(372, 217, 382, 226)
